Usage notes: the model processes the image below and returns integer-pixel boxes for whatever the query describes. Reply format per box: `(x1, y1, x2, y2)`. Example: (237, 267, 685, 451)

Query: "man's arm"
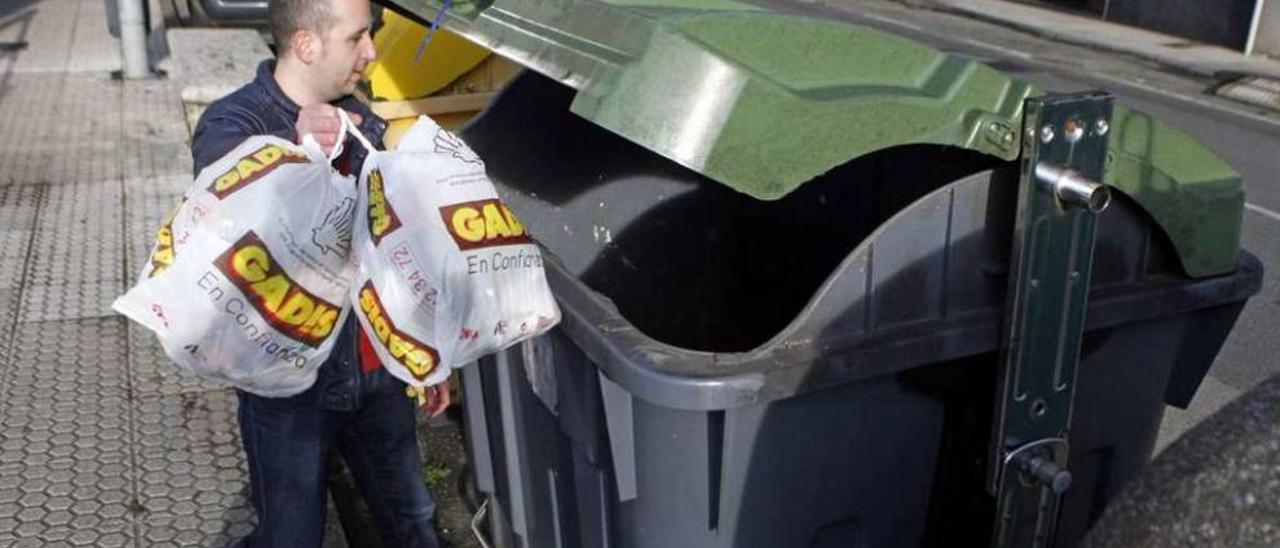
(191, 103, 366, 176)
(190, 106, 294, 176)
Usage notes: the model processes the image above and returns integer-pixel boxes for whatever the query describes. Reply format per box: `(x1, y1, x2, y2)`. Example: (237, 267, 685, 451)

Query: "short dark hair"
(268, 0, 336, 53)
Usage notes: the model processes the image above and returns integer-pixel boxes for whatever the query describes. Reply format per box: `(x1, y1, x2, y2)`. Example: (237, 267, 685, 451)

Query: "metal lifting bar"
(989, 91, 1115, 548)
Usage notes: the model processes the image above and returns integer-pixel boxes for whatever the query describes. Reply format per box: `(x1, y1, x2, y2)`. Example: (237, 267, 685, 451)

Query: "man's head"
(269, 0, 376, 102)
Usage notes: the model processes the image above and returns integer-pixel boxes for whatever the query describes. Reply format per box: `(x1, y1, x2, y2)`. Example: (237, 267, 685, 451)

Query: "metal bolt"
(1031, 399, 1047, 417)
(1064, 118, 1085, 143)
(1030, 279, 1041, 289)
(1016, 453, 1073, 494)
(1035, 164, 1112, 212)
(1095, 118, 1110, 136)
(1040, 125, 1055, 143)
(1069, 271, 1080, 282)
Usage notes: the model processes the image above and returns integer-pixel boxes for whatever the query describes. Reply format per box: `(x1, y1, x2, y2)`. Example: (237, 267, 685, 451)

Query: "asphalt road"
(1106, 94, 1279, 391)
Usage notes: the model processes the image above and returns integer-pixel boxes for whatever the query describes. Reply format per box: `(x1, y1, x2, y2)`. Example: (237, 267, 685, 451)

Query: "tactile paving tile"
(1, 317, 131, 409)
(121, 80, 194, 179)
(0, 241, 30, 290)
(0, 75, 63, 186)
(209, 505, 257, 545)
(0, 183, 41, 292)
(0, 287, 20, 338)
(18, 279, 122, 323)
(24, 180, 123, 289)
(140, 506, 256, 548)
(0, 316, 138, 546)
(134, 390, 241, 453)
(133, 389, 255, 547)
(122, 174, 189, 279)
(0, 184, 41, 229)
(0, 229, 30, 281)
(128, 325, 226, 399)
(42, 74, 123, 186)
(0, 166, 44, 381)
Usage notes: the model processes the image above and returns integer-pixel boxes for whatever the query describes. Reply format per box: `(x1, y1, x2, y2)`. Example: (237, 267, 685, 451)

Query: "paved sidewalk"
(0, 0, 258, 546)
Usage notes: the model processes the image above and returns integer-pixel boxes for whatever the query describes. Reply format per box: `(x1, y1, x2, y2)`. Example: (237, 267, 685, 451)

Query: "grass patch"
(424, 463, 452, 491)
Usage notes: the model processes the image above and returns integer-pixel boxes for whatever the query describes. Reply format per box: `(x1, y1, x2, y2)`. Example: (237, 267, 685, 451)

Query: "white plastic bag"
(350, 115, 560, 388)
(114, 125, 359, 397)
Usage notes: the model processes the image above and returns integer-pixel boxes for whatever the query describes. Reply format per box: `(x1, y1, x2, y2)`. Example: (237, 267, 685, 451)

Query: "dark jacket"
(191, 59, 388, 176)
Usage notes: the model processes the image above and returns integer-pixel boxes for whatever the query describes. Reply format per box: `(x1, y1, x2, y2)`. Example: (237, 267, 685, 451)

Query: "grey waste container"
(456, 72, 1263, 548)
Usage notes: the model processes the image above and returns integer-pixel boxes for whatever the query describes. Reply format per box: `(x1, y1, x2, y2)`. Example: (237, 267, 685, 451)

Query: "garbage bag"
(350, 114, 560, 388)
(113, 127, 358, 397)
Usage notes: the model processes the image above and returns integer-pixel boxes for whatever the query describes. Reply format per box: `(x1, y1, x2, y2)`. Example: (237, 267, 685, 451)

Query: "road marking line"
(1246, 202, 1280, 222)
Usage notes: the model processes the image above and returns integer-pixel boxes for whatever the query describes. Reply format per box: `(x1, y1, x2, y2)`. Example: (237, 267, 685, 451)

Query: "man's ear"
(290, 30, 321, 64)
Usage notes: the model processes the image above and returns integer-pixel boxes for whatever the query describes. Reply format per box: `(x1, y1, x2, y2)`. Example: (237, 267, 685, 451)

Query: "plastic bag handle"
(300, 108, 374, 162)
(338, 109, 375, 154)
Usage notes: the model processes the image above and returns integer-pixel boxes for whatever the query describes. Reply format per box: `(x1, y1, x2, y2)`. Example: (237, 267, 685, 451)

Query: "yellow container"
(372, 54, 525, 149)
(366, 10, 491, 101)
(365, 10, 525, 149)
(376, 92, 493, 147)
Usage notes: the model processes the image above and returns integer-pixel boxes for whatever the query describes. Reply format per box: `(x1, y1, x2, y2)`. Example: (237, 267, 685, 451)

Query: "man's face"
(312, 0, 377, 100)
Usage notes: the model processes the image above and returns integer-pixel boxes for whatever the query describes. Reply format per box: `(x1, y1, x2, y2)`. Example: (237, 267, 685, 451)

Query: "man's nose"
(362, 34, 377, 62)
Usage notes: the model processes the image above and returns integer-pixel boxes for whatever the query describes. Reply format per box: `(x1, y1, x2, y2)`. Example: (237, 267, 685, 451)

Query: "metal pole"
(1246, 0, 1266, 55)
(117, 0, 150, 78)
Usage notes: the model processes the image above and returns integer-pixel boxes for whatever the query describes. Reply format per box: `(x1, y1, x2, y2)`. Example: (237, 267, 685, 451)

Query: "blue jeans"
(234, 319, 440, 548)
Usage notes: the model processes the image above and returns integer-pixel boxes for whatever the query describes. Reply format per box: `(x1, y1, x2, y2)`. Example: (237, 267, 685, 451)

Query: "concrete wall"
(1256, 0, 1280, 56)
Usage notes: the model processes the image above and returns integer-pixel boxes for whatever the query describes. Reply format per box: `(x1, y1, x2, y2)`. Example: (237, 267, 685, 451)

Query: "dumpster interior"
(463, 71, 1004, 352)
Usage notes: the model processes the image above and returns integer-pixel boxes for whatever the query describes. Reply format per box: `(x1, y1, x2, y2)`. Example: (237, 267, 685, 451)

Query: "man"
(191, 0, 448, 546)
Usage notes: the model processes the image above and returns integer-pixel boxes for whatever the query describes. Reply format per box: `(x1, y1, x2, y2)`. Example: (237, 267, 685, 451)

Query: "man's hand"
(407, 381, 451, 418)
(295, 104, 363, 155)
(422, 382, 451, 418)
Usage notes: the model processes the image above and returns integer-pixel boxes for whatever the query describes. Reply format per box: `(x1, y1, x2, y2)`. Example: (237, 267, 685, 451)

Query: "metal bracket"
(988, 92, 1115, 548)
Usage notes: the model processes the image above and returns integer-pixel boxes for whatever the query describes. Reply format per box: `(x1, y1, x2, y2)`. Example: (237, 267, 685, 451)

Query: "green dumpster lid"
(379, 0, 1243, 277)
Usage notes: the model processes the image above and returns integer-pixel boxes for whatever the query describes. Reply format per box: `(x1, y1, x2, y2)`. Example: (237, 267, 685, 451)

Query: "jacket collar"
(256, 59, 301, 118)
